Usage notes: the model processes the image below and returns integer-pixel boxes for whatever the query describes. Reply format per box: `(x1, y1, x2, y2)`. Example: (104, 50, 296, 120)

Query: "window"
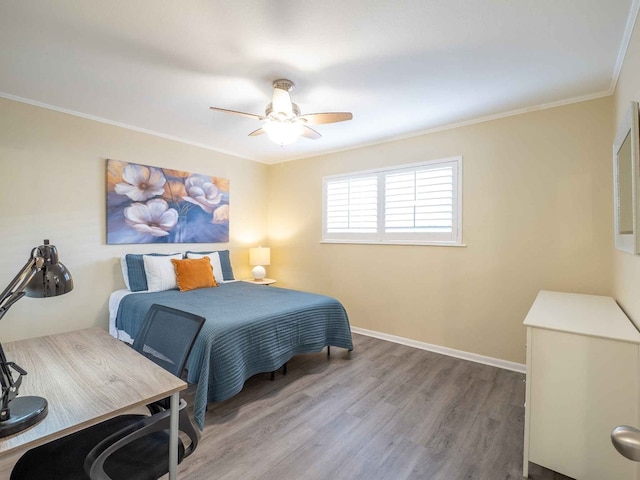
(322, 156, 462, 245)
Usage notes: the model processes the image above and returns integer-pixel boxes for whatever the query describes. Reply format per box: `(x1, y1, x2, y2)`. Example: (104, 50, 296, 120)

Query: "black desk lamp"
(0, 240, 73, 437)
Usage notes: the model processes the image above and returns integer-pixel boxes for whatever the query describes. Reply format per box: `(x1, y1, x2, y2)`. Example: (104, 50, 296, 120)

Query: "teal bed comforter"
(115, 282, 353, 428)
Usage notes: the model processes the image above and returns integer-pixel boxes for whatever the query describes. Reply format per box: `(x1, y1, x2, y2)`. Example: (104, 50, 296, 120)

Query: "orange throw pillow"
(171, 257, 218, 291)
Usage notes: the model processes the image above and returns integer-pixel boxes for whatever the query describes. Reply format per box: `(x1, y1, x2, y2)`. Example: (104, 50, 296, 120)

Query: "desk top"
(524, 290, 640, 343)
(0, 327, 186, 456)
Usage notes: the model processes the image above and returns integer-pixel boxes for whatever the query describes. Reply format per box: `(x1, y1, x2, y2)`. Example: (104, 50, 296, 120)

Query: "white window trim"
(322, 156, 464, 246)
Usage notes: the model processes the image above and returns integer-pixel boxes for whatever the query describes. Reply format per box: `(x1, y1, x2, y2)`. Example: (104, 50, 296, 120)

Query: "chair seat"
(11, 414, 186, 480)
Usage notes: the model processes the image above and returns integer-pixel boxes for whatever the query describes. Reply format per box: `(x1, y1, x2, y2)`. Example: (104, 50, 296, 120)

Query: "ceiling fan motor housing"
(266, 102, 301, 120)
(272, 79, 295, 92)
(267, 79, 298, 120)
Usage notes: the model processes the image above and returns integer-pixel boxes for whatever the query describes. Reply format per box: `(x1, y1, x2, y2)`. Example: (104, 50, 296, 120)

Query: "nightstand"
(243, 278, 276, 286)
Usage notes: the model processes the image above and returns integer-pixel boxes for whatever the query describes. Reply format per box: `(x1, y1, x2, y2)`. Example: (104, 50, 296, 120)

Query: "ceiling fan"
(210, 79, 353, 145)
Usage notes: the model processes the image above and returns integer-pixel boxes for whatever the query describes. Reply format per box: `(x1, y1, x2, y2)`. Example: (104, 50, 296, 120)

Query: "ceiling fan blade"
(299, 112, 353, 125)
(300, 125, 322, 140)
(210, 107, 265, 121)
(248, 127, 265, 137)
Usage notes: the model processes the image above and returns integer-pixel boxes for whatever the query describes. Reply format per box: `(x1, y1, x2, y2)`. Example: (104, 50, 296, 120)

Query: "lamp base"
(0, 396, 47, 437)
(252, 265, 266, 281)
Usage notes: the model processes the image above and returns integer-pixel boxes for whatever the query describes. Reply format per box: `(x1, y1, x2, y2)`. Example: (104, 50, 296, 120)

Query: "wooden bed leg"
(327, 345, 331, 357)
(270, 371, 275, 381)
(282, 362, 288, 376)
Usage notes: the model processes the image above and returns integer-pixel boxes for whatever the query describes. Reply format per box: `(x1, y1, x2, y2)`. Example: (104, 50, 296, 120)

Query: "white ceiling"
(0, 0, 637, 164)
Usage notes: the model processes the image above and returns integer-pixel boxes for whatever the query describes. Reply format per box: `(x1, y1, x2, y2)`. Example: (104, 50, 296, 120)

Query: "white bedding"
(109, 289, 136, 342)
(109, 280, 241, 342)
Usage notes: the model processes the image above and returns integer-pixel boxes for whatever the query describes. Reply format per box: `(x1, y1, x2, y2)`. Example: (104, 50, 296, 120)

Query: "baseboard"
(350, 326, 526, 374)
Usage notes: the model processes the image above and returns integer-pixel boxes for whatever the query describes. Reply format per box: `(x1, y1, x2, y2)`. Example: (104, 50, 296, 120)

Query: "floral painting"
(106, 159, 229, 244)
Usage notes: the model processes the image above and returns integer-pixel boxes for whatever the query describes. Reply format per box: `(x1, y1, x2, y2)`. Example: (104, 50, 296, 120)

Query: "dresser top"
(524, 290, 640, 343)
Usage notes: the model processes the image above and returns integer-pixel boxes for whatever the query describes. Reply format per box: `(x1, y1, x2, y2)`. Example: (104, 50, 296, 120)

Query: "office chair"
(11, 304, 206, 480)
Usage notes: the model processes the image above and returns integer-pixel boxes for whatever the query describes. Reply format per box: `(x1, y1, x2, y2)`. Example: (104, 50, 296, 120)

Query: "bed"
(109, 281, 353, 429)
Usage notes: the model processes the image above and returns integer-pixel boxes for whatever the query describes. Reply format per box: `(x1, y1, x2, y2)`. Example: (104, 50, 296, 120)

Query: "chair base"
(0, 396, 47, 437)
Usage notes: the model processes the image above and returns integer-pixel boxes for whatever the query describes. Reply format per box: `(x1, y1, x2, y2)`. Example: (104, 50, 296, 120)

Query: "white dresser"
(523, 290, 640, 479)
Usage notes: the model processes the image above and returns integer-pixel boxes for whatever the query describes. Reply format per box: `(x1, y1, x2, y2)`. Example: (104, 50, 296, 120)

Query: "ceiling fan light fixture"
(263, 120, 303, 146)
(209, 78, 352, 143)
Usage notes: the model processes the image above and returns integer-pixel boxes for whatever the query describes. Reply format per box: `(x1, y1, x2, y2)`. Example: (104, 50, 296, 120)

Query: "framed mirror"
(614, 101, 640, 254)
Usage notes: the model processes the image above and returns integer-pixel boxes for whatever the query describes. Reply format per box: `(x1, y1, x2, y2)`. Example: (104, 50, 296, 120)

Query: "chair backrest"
(132, 304, 205, 378)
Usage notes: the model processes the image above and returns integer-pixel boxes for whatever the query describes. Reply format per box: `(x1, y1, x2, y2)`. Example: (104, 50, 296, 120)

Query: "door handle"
(612, 425, 640, 461)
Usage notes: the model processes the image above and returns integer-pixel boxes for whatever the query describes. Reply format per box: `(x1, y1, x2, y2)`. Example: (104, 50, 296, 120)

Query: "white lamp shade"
(249, 247, 270, 266)
(263, 121, 302, 145)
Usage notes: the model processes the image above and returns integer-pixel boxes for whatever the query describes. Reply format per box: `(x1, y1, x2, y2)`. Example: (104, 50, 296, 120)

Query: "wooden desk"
(0, 327, 186, 478)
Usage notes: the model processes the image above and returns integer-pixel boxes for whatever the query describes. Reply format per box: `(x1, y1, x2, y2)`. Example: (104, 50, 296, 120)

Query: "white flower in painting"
(124, 199, 178, 237)
(212, 204, 229, 224)
(115, 164, 166, 201)
(182, 175, 223, 214)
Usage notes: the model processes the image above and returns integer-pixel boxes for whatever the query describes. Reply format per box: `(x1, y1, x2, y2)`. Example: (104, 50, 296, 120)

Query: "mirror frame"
(613, 101, 640, 254)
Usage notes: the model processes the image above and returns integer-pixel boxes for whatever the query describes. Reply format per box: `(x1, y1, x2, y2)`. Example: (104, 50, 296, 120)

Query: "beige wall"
(268, 97, 613, 364)
(0, 88, 616, 365)
(0, 97, 269, 341)
(614, 19, 640, 326)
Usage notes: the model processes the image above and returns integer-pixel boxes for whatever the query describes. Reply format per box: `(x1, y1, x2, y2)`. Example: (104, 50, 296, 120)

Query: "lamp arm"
(0, 253, 43, 418)
(0, 254, 41, 323)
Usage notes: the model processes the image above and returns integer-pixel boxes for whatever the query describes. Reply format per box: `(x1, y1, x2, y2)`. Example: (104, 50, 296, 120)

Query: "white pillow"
(142, 254, 183, 292)
(186, 252, 224, 284)
(120, 256, 130, 290)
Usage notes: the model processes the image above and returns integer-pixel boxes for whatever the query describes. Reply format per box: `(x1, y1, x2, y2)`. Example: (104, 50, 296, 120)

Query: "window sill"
(320, 240, 467, 247)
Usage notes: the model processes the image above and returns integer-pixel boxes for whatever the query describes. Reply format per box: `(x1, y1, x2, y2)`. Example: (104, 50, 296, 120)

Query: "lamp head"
(25, 240, 73, 298)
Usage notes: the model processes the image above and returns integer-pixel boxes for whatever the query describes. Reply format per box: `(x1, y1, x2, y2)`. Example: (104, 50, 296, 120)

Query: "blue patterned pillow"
(124, 253, 181, 291)
(185, 250, 234, 281)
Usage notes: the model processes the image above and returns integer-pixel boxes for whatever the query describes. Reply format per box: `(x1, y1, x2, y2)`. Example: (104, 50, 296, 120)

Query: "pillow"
(185, 252, 224, 284)
(122, 253, 180, 291)
(186, 250, 234, 281)
(122, 253, 180, 292)
(142, 254, 183, 292)
(120, 256, 131, 290)
(171, 257, 218, 291)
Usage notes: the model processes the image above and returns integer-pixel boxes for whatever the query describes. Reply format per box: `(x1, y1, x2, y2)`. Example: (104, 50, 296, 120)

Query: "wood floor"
(171, 333, 572, 480)
(0, 333, 573, 479)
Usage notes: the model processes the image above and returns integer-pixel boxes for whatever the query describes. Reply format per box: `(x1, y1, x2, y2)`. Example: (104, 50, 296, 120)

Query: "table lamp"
(0, 239, 73, 437)
(249, 247, 270, 281)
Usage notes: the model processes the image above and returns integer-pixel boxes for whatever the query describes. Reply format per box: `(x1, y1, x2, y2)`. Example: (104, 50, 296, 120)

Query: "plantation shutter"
(384, 165, 454, 233)
(323, 156, 461, 245)
(325, 176, 378, 234)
